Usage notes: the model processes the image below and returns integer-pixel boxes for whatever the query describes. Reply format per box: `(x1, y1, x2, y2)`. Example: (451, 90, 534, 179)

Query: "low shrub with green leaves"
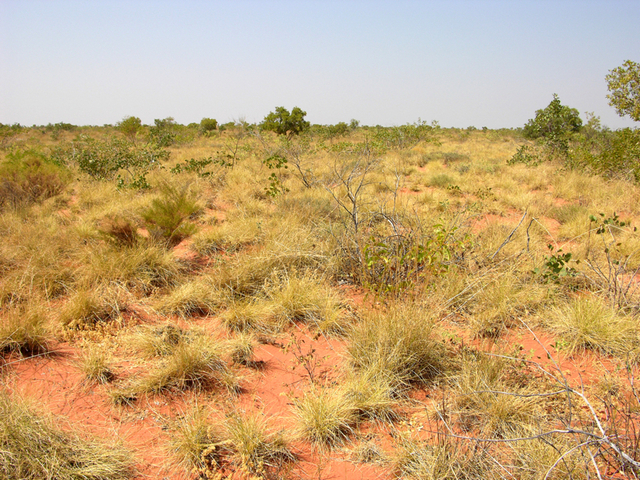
(51, 135, 168, 188)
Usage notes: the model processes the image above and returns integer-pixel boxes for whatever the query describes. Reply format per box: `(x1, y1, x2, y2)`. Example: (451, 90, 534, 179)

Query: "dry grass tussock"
(220, 272, 348, 334)
(0, 392, 135, 479)
(443, 352, 546, 438)
(546, 295, 639, 356)
(0, 303, 50, 356)
(169, 405, 294, 478)
(346, 303, 451, 392)
(111, 330, 238, 403)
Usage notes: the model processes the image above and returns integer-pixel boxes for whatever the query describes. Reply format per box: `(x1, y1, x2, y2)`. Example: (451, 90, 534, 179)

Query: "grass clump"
(429, 173, 454, 188)
(343, 367, 398, 422)
(228, 331, 255, 365)
(131, 323, 189, 358)
(446, 353, 544, 438)
(139, 340, 231, 393)
(153, 276, 220, 318)
(0, 305, 49, 356)
(220, 274, 346, 335)
(81, 242, 181, 294)
(118, 335, 237, 401)
(79, 344, 114, 384)
(0, 392, 134, 479)
(346, 304, 450, 392)
(468, 272, 549, 338)
(263, 273, 346, 333)
(293, 387, 355, 449)
(170, 407, 294, 478)
(510, 434, 588, 480)
(547, 295, 638, 355)
(394, 437, 496, 480)
(97, 215, 140, 247)
(170, 406, 227, 474)
(220, 299, 283, 333)
(225, 413, 295, 477)
(191, 215, 263, 255)
(59, 289, 125, 329)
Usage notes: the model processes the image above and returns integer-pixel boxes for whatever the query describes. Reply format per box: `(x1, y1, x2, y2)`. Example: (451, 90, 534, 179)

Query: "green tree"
(606, 60, 640, 122)
(116, 116, 142, 141)
(523, 94, 582, 155)
(260, 106, 310, 138)
(149, 117, 177, 147)
(200, 117, 218, 133)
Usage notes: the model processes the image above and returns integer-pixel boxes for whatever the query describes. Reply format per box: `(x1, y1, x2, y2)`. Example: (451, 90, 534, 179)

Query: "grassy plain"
(1, 124, 640, 479)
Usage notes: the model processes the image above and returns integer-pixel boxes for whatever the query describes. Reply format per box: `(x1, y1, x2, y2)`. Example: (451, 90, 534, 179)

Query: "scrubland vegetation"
(2, 76, 640, 478)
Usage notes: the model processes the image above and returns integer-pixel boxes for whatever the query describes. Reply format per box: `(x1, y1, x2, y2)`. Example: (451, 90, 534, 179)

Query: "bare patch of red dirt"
(469, 210, 522, 234)
(2, 319, 393, 480)
(2, 343, 184, 479)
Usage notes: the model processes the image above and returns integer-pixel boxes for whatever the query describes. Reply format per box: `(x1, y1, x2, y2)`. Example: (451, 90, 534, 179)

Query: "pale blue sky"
(1, 0, 638, 128)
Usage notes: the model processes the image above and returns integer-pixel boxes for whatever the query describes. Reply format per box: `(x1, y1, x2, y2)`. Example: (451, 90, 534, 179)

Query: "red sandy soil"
(3, 303, 627, 480)
(1, 317, 391, 480)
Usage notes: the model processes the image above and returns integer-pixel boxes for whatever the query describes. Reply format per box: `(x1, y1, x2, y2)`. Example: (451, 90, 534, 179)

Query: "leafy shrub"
(579, 128, 640, 181)
(260, 106, 310, 137)
(507, 144, 540, 166)
(0, 150, 69, 208)
(142, 183, 199, 245)
(148, 117, 177, 147)
(116, 116, 142, 141)
(606, 59, 640, 122)
(523, 94, 582, 156)
(0, 123, 23, 149)
(362, 223, 466, 296)
(200, 117, 218, 134)
(51, 135, 168, 187)
(45, 122, 75, 132)
(170, 156, 218, 177)
(372, 120, 440, 150)
(533, 244, 578, 283)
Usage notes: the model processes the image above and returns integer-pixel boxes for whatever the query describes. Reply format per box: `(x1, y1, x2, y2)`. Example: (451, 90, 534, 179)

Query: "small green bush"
(200, 118, 218, 134)
(51, 135, 168, 187)
(142, 183, 200, 245)
(116, 116, 142, 141)
(523, 94, 582, 156)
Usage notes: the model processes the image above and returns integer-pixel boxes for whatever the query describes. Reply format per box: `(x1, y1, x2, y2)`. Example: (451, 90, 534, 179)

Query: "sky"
(1, 0, 639, 129)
